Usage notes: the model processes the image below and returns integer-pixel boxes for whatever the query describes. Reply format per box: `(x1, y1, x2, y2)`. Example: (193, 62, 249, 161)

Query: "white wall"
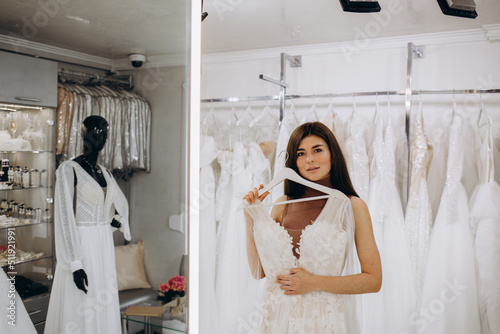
(124, 65, 188, 288)
(200, 29, 500, 218)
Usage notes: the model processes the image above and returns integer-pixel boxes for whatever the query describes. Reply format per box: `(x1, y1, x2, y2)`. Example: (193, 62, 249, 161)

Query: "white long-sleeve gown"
(45, 160, 131, 334)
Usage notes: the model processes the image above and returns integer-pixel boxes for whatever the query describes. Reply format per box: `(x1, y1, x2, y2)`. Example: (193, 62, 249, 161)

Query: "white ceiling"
(0, 0, 499, 62)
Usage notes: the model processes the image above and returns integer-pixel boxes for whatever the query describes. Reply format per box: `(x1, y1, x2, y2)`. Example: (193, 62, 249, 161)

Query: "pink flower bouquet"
(158, 275, 186, 304)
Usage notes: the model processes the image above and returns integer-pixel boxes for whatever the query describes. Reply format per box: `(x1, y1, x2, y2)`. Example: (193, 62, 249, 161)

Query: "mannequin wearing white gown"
(45, 116, 130, 334)
(418, 114, 481, 334)
(469, 119, 500, 334)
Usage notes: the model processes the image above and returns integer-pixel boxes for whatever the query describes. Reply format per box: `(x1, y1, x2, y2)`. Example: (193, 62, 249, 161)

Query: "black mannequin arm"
(111, 210, 121, 228)
(73, 269, 88, 294)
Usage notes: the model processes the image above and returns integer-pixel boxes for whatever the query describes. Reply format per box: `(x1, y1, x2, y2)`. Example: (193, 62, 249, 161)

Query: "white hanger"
(249, 100, 278, 127)
(258, 167, 333, 196)
(237, 168, 332, 210)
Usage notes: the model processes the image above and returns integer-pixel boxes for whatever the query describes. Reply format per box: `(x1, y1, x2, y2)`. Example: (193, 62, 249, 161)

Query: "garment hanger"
(236, 102, 254, 127)
(237, 167, 332, 209)
(289, 99, 299, 123)
(202, 104, 218, 135)
(476, 92, 492, 130)
(310, 95, 318, 119)
(258, 167, 333, 196)
(249, 99, 278, 127)
(451, 90, 456, 122)
(327, 94, 335, 116)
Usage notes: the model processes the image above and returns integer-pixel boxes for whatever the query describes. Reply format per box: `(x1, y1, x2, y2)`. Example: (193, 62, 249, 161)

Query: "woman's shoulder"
(270, 195, 288, 223)
(348, 196, 368, 212)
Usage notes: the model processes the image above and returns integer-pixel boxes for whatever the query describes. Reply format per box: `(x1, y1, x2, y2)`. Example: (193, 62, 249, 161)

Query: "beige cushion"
(115, 240, 152, 291)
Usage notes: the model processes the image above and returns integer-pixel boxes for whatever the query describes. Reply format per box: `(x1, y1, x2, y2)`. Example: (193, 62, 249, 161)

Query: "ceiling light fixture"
(436, 0, 477, 19)
(339, 0, 381, 13)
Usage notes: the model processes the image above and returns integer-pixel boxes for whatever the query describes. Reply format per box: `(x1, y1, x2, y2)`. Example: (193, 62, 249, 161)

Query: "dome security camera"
(129, 54, 146, 68)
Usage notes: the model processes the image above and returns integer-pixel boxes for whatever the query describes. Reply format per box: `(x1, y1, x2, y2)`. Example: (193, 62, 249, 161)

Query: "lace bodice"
(410, 114, 433, 196)
(54, 160, 130, 272)
(243, 191, 359, 333)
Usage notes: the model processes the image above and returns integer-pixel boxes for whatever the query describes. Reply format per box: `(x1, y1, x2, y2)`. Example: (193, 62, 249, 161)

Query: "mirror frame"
(188, 0, 201, 333)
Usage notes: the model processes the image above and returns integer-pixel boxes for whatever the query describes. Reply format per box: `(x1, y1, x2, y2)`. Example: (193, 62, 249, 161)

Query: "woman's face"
(296, 135, 331, 181)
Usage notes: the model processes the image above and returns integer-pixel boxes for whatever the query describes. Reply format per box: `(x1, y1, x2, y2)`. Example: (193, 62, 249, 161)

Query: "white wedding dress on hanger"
(199, 135, 219, 334)
(469, 120, 500, 334)
(418, 114, 481, 334)
(344, 111, 369, 201)
(404, 112, 433, 293)
(364, 114, 416, 334)
(215, 141, 267, 334)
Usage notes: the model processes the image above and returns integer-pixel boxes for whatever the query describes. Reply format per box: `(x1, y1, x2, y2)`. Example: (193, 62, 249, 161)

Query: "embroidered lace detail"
(76, 221, 111, 227)
(404, 113, 433, 288)
(54, 160, 117, 270)
(345, 112, 369, 201)
(445, 115, 464, 223)
(244, 191, 353, 333)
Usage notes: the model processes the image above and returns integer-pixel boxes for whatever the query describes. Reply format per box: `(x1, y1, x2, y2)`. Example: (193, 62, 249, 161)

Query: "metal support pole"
(280, 53, 286, 127)
(403, 42, 414, 209)
(404, 42, 424, 209)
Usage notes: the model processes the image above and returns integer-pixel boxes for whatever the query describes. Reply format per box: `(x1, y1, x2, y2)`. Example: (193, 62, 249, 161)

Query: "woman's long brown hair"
(284, 122, 358, 199)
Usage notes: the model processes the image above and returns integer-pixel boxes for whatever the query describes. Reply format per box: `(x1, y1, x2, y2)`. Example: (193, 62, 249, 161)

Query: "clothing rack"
(201, 87, 500, 207)
(201, 45, 500, 207)
(58, 68, 133, 89)
(201, 88, 500, 103)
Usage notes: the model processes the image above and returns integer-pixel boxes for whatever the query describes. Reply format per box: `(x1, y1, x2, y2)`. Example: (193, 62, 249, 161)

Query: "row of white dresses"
(200, 135, 272, 333)
(206, 104, 499, 333)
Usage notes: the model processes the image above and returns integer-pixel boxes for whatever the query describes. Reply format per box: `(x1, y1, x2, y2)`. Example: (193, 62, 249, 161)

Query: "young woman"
(243, 122, 381, 333)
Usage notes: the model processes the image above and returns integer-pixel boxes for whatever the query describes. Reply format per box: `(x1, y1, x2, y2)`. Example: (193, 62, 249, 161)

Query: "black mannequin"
(71, 115, 121, 294)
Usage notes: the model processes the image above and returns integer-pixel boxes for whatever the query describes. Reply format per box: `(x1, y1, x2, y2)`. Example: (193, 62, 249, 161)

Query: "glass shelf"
(0, 219, 52, 230)
(0, 150, 54, 154)
(0, 185, 52, 191)
(1, 254, 52, 269)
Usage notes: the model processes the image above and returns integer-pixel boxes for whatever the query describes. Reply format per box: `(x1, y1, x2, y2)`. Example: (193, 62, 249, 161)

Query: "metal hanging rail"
(201, 88, 500, 104)
(200, 47, 500, 210)
(58, 68, 133, 89)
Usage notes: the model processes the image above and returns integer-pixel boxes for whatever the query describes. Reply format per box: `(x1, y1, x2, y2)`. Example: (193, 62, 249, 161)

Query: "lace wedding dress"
(45, 161, 130, 334)
(215, 142, 270, 334)
(469, 120, 500, 334)
(418, 115, 481, 334)
(243, 190, 360, 334)
(404, 113, 433, 292)
(199, 135, 219, 333)
(344, 111, 369, 201)
(364, 115, 416, 334)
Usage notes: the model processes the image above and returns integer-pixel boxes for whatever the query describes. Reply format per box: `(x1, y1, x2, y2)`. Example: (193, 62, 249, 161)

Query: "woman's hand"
(243, 184, 269, 204)
(276, 268, 315, 295)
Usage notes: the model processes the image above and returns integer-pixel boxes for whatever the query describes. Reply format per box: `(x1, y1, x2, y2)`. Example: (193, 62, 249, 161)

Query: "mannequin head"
(82, 115, 109, 155)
